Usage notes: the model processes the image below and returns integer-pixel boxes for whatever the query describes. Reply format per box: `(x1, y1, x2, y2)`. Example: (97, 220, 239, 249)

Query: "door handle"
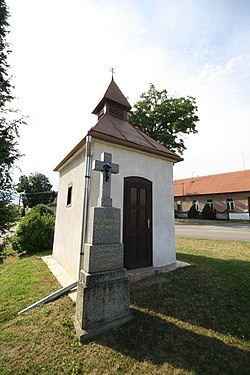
(146, 218, 151, 229)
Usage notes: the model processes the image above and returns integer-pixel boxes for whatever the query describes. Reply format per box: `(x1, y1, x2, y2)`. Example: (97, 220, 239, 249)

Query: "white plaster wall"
(53, 150, 85, 277)
(89, 140, 176, 268)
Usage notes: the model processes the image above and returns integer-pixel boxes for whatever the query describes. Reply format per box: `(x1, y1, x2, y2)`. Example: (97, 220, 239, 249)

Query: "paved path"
(175, 221, 250, 242)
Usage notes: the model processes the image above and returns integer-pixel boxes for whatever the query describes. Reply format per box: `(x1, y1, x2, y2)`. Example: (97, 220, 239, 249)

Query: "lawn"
(0, 238, 250, 374)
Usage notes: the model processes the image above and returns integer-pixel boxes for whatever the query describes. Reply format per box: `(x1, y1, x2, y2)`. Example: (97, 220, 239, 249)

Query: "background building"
(174, 170, 250, 220)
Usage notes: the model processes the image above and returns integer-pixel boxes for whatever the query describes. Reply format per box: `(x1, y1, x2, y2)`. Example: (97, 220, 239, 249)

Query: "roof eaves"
(174, 188, 250, 197)
(53, 137, 86, 171)
(89, 129, 183, 162)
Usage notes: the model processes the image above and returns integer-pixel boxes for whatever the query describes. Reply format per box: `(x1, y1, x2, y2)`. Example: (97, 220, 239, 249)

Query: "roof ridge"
(175, 169, 250, 182)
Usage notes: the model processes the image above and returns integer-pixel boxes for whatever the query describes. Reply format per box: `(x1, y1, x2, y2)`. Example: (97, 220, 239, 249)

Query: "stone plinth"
(75, 268, 131, 339)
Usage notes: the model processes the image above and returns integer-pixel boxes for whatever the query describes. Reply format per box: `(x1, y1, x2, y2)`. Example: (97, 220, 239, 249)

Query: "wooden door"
(248, 197, 250, 219)
(123, 177, 152, 270)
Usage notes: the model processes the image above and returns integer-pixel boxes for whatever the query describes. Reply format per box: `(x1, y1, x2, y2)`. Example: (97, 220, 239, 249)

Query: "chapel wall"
(90, 140, 176, 268)
(53, 150, 85, 277)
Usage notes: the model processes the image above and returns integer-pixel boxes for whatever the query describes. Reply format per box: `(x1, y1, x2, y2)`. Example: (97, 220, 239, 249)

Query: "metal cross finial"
(110, 67, 115, 79)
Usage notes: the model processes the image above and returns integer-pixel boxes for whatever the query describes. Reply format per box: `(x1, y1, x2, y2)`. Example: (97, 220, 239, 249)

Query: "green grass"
(0, 239, 250, 374)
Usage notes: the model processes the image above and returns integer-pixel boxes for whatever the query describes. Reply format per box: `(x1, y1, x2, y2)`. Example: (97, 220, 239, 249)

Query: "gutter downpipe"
(78, 134, 92, 278)
(18, 282, 77, 314)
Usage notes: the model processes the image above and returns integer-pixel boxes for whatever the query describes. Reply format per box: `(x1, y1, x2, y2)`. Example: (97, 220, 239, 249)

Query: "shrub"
(30, 204, 54, 216)
(19, 206, 25, 217)
(202, 203, 216, 220)
(188, 204, 199, 219)
(12, 204, 55, 254)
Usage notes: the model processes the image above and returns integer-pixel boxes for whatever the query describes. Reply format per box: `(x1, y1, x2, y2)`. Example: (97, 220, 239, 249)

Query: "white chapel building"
(52, 78, 182, 279)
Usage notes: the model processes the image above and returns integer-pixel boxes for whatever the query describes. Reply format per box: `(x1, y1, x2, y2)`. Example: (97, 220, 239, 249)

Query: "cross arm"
(92, 160, 119, 174)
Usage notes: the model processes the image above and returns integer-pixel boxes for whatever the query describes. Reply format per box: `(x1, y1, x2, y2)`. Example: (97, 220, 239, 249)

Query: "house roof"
(174, 170, 250, 197)
(54, 79, 183, 171)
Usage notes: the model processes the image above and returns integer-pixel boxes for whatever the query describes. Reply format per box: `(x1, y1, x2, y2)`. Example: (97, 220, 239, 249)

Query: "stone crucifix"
(92, 152, 119, 207)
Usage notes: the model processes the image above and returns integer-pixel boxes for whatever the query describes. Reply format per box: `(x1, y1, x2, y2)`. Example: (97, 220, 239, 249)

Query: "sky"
(6, 0, 250, 191)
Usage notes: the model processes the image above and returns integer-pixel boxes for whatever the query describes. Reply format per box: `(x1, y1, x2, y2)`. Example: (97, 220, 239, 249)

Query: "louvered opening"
(108, 102, 125, 119)
(98, 107, 104, 120)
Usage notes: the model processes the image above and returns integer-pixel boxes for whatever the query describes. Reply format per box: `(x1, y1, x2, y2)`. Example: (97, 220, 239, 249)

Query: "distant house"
(174, 170, 250, 220)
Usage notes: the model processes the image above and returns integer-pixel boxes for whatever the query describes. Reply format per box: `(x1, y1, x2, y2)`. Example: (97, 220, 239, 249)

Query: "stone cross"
(92, 152, 119, 207)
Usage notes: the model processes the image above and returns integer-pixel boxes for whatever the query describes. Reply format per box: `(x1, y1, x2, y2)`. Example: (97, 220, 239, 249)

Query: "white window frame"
(176, 201, 182, 212)
(66, 185, 73, 207)
(192, 200, 199, 210)
(226, 197, 235, 211)
(206, 198, 214, 210)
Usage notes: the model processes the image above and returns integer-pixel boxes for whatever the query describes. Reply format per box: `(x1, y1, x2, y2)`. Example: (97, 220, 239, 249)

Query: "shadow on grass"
(95, 253, 250, 374)
(130, 254, 250, 341)
(96, 308, 250, 375)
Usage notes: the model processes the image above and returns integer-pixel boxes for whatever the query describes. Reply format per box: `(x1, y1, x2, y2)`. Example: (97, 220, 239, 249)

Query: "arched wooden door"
(123, 177, 152, 270)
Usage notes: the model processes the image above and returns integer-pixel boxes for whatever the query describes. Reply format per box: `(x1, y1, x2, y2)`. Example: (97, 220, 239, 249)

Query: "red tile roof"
(174, 170, 250, 197)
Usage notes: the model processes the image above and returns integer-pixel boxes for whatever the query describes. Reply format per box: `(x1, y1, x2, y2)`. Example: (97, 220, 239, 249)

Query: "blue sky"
(6, 0, 250, 189)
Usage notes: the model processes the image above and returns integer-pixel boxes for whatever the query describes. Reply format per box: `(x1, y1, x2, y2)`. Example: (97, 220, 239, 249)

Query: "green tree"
(202, 203, 216, 220)
(0, 0, 25, 237)
(16, 172, 56, 208)
(127, 83, 199, 154)
(188, 204, 199, 219)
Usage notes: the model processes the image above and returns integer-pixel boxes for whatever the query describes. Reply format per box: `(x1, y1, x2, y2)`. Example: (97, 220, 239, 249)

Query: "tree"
(0, 0, 25, 237)
(127, 83, 199, 154)
(16, 172, 56, 208)
(188, 204, 199, 219)
(202, 203, 216, 220)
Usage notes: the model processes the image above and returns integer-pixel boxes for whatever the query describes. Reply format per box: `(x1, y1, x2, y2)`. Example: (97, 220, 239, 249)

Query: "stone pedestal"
(75, 175, 132, 340)
(75, 268, 131, 339)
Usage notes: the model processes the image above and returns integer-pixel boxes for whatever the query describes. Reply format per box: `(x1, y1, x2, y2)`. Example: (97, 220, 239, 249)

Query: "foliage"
(127, 83, 199, 154)
(16, 172, 56, 207)
(0, 238, 8, 261)
(29, 203, 54, 216)
(0, 0, 26, 236)
(19, 205, 25, 217)
(12, 204, 55, 254)
(202, 203, 216, 220)
(0, 202, 18, 234)
(0, 238, 250, 374)
(0, 0, 12, 107)
(188, 204, 199, 219)
(0, 203, 18, 259)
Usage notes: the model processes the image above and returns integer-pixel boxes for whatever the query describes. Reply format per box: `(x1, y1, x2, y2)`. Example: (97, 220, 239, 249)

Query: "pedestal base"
(74, 313, 132, 342)
(75, 268, 132, 340)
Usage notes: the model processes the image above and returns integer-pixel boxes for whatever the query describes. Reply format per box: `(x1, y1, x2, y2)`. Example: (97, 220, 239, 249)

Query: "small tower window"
(67, 185, 73, 206)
